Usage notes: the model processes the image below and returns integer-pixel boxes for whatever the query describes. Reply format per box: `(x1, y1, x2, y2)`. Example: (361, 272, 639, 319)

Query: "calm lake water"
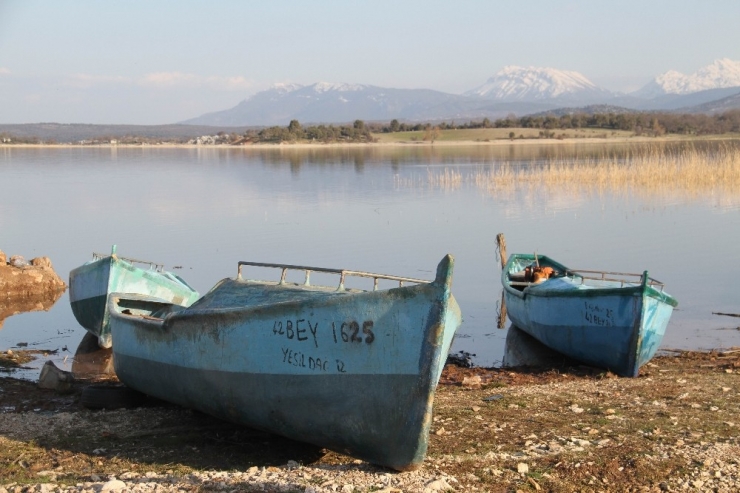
(1, 142, 739, 379)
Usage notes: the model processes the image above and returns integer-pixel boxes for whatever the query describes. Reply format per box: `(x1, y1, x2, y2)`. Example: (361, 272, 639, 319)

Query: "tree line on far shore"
(378, 109, 740, 137)
(2, 109, 740, 145)
(243, 119, 373, 144)
(247, 109, 740, 143)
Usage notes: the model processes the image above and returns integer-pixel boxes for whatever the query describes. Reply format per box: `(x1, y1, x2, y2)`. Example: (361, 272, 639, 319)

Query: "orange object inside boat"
(524, 265, 555, 283)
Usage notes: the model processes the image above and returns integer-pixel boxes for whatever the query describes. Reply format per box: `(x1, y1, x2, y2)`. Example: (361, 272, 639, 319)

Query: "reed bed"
(398, 144, 740, 207)
(394, 167, 464, 191)
(473, 144, 740, 200)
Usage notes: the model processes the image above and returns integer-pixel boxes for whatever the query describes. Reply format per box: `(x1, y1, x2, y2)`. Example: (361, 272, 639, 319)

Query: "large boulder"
(0, 250, 67, 298)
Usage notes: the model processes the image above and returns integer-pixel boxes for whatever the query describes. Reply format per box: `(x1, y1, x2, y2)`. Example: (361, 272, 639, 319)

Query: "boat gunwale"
(502, 254, 678, 307)
(92, 252, 166, 272)
(237, 260, 432, 292)
(109, 277, 445, 329)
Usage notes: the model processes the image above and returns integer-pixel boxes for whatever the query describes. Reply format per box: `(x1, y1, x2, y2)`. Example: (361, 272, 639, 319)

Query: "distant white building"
(190, 135, 220, 145)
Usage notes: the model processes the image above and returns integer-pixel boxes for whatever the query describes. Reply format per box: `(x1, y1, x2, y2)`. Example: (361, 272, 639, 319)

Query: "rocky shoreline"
(0, 250, 66, 299)
(1, 349, 739, 492)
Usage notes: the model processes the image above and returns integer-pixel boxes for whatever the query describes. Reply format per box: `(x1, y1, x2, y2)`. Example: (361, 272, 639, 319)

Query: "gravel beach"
(1, 349, 739, 492)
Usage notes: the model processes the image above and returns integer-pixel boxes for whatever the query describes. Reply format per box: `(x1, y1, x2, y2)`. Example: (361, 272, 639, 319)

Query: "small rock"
(100, 479, 127, 492)
(35, 471, 57, 481)
(30, 257, 53, 268)
(9, 255, 28, 267)
(424, 478, 453, 492)
(462, 375, 482, 388)
(37, 361, 74, 393)
(517, 463, 529, 473)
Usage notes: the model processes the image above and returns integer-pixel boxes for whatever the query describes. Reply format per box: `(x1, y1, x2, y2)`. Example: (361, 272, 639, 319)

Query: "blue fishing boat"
(502, 253, 678, 377)
(108, 255, 461, 471)
(69, 245, 199, 348)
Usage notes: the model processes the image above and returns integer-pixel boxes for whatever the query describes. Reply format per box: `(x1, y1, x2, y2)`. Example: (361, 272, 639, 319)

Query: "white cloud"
(0, 67, 11, 75)
(139, 72, 254, 91)
(203, 75, 255, 91)
(140, 71, 199, 87)
(0, 70, 259, 123)
(66, 73, 130, 88)
(23, 71, 256, 92)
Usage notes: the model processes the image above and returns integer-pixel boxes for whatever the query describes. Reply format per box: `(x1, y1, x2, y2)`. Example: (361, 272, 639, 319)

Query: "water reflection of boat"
(502, 324, 579, 369)
(71, 332, 115, 378)
(109, 255, 461, 471)
(502, 253, 678, 377)
(0, 289, 64, 330)
(69, 245, 199, 348)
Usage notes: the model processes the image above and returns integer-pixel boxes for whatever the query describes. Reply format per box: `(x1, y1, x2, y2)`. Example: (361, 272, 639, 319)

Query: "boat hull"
(110, 256, 461, 471)
(502, 254, 677, 377)
(69, 254, 199, 348)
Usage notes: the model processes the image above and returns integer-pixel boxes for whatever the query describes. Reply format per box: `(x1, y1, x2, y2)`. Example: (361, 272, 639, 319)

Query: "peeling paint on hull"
(110, 255, 461, 471)
(502, 253, 677, 377)
(69, 248, 199, 348)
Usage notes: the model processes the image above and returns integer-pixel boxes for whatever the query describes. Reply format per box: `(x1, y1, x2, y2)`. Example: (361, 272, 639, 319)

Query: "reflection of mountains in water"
(0, 289, 64, 329)
(72, 332, 115, 379)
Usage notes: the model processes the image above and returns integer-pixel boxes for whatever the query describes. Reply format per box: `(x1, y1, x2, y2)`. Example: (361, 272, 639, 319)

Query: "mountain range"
(183, 59, 740, 127)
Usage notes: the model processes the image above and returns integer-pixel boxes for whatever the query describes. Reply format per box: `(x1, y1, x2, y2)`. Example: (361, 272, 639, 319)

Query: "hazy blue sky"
(1, 0, 739, 124)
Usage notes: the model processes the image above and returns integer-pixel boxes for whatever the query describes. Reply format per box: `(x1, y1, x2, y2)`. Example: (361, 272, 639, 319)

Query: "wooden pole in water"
(496, 233, 507, 268)
(497, 294, 508, 330)
(496, 233, 508, 329)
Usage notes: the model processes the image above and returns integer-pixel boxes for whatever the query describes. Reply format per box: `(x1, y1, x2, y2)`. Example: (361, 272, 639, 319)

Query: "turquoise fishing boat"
(69, 245, 199, 348)
(502, 253, 678, 377)
(108, 255, 461, 471)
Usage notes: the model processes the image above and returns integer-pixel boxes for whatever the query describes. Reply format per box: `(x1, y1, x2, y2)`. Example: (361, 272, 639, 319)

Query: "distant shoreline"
(1, 134, 737, 150)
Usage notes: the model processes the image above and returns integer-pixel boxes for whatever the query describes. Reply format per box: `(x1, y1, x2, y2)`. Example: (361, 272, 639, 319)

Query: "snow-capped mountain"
(466, 65, 613, 102)
(181, 61, 740, 127)
(181, 82, 550, 126)
(633, 58, 740, 98)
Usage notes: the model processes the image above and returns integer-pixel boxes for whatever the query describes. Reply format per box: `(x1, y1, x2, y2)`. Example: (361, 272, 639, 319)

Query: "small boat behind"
(69, 245, 199, 348)
(502, 253, 678, 377)
(109, 255, 461, 471)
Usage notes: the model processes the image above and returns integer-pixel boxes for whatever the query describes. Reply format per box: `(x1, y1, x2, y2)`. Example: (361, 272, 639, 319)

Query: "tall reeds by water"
(394, 167, 464, 191)
(476, 144, 740, 197)
(399, 144, 740, 207)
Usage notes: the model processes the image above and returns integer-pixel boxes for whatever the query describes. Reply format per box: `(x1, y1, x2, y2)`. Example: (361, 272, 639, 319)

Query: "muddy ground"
(1, 349, 740, 492)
